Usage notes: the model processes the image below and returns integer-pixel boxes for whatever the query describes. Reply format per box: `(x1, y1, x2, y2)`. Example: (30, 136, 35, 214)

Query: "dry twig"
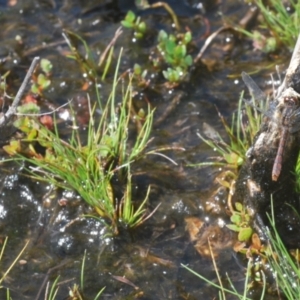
(0, 56, 40, 127)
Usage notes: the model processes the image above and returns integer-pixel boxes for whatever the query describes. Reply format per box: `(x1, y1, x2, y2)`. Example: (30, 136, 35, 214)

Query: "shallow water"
(0, 0, 293, 299)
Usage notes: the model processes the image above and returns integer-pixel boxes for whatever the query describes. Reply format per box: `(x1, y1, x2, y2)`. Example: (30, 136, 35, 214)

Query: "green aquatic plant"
(3, 50, 155, 235)
(157, 30, 192, 67)
(63, 28, 120, 81)
(78, 250, 105, 300)
(239, 0, 300, 52)
(156, 30, 193, 85)
(256, 0, 300, 50)
(294, 157, 300, 192)
(227, 202, 253, 242)
(182, 200, 300, 299)
(45, 276, 60, 300)
(266, 202, 300, 299)
(241, 30, 277, 54)
(121, 10, 192, 87)
(121, 10, 147, 40)
(63, 30, 98, 79)
(31, 58, 53, 95)
(195, 90, 266, 169)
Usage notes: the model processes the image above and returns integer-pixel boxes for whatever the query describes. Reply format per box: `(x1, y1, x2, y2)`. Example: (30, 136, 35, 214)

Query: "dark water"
(0, 0, 293, 299)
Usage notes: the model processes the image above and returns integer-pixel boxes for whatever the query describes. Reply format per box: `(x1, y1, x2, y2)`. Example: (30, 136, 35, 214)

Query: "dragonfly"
(241, 71, 300, 181)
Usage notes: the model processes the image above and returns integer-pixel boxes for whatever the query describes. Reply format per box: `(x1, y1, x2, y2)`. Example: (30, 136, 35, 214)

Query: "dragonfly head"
(283, 96, 299, 106)
(281, 87, 300, 107)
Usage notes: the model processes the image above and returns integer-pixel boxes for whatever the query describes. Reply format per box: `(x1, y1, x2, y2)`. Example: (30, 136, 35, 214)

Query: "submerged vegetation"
(0, 240, 104, 300)
(256, 0, 300, 50)
(3, 50, 156, 235)
(234, 0, 300, 53)
(1, 0, 300, 298)
(184, 201, 300, 300)
(122, 10, 193, 87)
(45, 251, 105, 300)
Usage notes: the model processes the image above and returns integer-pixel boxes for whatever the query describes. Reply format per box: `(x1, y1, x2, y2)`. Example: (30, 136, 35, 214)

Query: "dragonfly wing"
(243, 98, 274, 119)
(203, 122, 221, 141)
(242, 72, 274, 118)
(242, 72, 266, 102)
(243, 98, 264, 113)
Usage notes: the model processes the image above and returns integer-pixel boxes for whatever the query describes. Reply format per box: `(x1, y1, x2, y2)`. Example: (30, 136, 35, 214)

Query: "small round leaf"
(238, 227, 253, 242)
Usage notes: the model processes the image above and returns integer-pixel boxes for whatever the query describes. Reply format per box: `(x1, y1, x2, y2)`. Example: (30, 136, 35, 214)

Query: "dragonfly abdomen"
(272, 128, 289, 181)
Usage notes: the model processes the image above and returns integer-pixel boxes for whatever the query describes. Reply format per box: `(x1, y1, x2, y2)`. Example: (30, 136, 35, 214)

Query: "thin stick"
(0, 56, 40, 127)
(154, 92, 184, 127)
(98, 26, 123, 67)
(15, 99, 72, 116)
(194, 26, 232, 64)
